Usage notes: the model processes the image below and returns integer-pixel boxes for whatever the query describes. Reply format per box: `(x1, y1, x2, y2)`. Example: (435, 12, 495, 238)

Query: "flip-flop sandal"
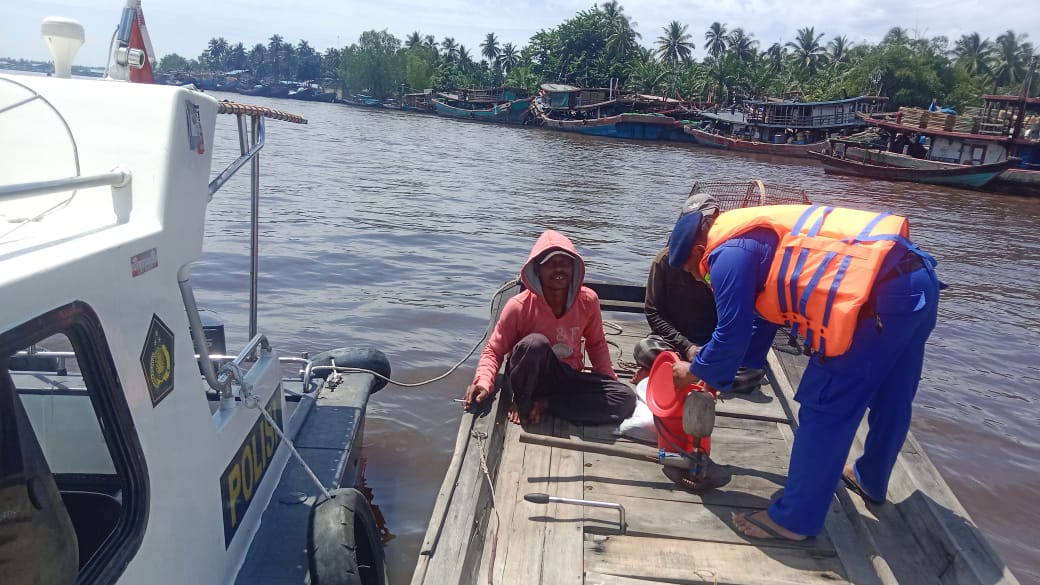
(732, 511, 812, 544)
(682, 390, 716, 437)
(842, 471, 885, 505)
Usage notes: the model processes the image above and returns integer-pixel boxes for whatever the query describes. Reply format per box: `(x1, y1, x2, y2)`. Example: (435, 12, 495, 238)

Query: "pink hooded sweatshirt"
(472, 230, 617, 391)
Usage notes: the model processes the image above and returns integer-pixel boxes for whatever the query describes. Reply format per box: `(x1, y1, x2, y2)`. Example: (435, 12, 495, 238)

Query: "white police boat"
(1, 4, 389, 584)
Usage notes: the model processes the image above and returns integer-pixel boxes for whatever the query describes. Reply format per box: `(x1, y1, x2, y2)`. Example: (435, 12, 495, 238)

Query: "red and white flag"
(127, 0, 156, 83)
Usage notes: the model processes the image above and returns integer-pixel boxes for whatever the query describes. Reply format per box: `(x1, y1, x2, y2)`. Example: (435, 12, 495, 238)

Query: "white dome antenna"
(41, 17, 85, 79)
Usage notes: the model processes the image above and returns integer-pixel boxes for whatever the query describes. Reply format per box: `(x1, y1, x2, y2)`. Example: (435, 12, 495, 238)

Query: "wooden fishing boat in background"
(684, 126, 826, 157)
(535, 84, 683, 140)
(432, 87, 534, 124)
(411, 181, 1018, 585)
(810, 146, 1019, 190)
(686, 94, 888, 158)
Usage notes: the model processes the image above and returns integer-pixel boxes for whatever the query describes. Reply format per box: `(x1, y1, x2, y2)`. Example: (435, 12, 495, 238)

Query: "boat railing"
(187, 101, 306, 398)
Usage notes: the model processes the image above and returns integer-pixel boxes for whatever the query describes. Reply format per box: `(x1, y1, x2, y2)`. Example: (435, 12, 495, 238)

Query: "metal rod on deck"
(523, 492, 626, 535)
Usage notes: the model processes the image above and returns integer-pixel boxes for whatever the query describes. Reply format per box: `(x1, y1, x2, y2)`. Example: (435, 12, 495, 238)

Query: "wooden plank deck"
(411, 287, 1019, 585)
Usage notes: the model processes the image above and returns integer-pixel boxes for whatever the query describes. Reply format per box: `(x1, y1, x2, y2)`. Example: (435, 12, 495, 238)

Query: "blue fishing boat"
(432, 87, 534, 124)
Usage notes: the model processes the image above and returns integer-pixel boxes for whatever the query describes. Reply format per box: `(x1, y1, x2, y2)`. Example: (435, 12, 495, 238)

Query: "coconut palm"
(405, 32, 423, 50)
(728, 28, 758, 64)
(827, 35, 851, 67)
(952, 33, 993, 77)
(657, 21, 694, 65)
(989, 30, 1034, 92)
(764, 42, 786, 74)
(440, 37, 458, 62)
(704, 22, 728, 60)
(500, 43, 520, 74)
(786, 27, 828, 77)
(481, 32, 501, 66)
(882, 27, 909, 47)
(602, 0, 641, 67)
(207, 37, 229, 71)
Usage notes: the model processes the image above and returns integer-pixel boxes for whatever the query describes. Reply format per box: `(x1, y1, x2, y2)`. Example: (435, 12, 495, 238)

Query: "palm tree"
(989, 30, 1034, 92)
(764, 42, 786, 74)
(704, 22, 728, 60)
(500, 43, 520, 74)
(882, 27, 909, 47)
(601, 0, 640, 69)
(247, 44, 266, 78)
(457, 45, 473, 72)
(206, 37, 229, 71)
(728, 28, 758, 64)
(786, 27, 828, 77)
(952, 33, 993, 77)
(440, 37, 458, 62)
(657, 21, 694, 65)
(480, 32, 501, 66)
(267, 35, 284, 78)
(227, 42, 247, 71)
(827, 35, 851, 67)
(405, 31, 423, 50)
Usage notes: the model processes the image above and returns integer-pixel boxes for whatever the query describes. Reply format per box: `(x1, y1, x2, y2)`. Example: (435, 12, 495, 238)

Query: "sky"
(2, 0, 1037, 67)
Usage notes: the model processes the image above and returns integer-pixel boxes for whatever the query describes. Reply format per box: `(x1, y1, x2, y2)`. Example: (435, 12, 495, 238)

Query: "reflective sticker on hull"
(220, 392, 283, 548)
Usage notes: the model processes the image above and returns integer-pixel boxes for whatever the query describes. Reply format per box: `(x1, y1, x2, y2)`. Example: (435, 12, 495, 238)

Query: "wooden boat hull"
(685, 126, 825, 158)
(839, 146, 1040, 196)
(433, 98, 533, 124)
(810, 151, 1016, 190)
(411, 280, 1019, 585)
(539, 112, 680, 140)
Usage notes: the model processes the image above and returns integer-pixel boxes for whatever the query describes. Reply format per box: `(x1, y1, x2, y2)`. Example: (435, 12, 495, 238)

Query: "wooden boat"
(685, 126, 827, 157)
(536, 84, 683, 140)
(853, 92, 1040, 196)
(410, 278, 1019, 585)
(687, 94, 888, 158)
(833, 143, 1040, 197)
(433, 87, 534, 124)
(1, 5, 390, 584)
(537, 110, 681, 139)
(810, 148, 1018, 190)
(433, 96, 534, 124)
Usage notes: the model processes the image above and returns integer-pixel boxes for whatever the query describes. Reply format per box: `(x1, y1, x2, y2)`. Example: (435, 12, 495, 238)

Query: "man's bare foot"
(529, 399, 549, 424)
(507, 402, 522, 425)
(731, 510, 807, 541)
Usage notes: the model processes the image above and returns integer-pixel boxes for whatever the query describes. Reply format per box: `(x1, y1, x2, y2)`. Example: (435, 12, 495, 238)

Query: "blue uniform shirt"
(690, 228, 778, 390)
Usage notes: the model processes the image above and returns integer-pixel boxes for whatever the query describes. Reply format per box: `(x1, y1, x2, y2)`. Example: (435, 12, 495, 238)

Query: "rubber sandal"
(842, 470, 884, 505)
(732, 511, 811, 543)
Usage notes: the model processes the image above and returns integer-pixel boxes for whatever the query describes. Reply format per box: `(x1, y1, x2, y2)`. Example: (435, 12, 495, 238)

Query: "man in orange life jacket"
(668, 204, 941, 542)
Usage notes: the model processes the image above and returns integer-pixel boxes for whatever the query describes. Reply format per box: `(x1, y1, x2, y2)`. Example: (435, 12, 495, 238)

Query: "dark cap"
(680, 193, 720, 218)
(668, 211, 704, 269)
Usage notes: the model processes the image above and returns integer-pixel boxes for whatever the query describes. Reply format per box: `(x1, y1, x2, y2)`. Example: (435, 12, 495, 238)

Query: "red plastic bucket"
(646, 351, 712, 454)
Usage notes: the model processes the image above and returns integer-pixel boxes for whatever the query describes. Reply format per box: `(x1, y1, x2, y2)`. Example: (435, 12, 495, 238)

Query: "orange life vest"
(702, 205, 910, 357)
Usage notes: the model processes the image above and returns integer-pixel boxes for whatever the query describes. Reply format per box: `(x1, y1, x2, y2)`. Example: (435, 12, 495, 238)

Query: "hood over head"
(521, 230, 585, 311)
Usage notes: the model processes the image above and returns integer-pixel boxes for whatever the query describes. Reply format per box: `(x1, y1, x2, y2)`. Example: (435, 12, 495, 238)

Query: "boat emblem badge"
(185, 100, 205, 154)
(140, 314, 175, 405)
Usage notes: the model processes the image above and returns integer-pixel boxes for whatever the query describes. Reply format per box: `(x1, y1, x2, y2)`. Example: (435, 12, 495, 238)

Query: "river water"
(198, 92, 1040, 585)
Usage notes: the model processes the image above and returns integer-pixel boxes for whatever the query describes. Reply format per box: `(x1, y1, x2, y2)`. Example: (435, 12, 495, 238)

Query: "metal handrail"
(0, 169, 130, 200)
(207, 117, 266, 199)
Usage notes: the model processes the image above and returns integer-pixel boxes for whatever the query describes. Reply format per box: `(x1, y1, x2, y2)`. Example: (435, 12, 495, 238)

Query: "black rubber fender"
(308, 487, 386, 585)
(309, 346, 391, 393)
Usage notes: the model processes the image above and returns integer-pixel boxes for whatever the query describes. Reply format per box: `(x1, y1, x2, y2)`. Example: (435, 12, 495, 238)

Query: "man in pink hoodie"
(461, 230, 636, 425)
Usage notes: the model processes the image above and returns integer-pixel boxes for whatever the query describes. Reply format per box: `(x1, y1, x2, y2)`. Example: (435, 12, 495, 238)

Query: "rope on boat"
(243, 375, 332, 500)
(325, 278, 521, 388)
(472, 430, 500, 585)
(217, 100, 308, 124)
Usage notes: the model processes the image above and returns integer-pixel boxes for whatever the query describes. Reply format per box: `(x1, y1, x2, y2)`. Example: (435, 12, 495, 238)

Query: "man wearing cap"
(631, 193, 766, 392)
(462, 229, 636, 426)
(667, 204, 941, 543)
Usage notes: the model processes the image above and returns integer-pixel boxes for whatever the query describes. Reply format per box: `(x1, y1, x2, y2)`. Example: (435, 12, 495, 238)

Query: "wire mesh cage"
(689, 180, 811, 212)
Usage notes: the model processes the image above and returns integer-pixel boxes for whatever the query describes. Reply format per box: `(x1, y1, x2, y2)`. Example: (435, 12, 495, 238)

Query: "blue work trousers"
(769, 262, 940, 536)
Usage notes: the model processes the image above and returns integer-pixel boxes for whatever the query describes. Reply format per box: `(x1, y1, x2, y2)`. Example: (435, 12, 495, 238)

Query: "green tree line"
(157, 1, 1036, 111)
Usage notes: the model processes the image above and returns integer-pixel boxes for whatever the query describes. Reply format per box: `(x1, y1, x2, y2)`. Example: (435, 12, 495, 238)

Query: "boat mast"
(1010, 55, 1039, 142)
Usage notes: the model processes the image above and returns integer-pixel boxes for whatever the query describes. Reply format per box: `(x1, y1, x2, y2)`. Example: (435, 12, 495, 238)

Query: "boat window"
(1, 302, 147, 583)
